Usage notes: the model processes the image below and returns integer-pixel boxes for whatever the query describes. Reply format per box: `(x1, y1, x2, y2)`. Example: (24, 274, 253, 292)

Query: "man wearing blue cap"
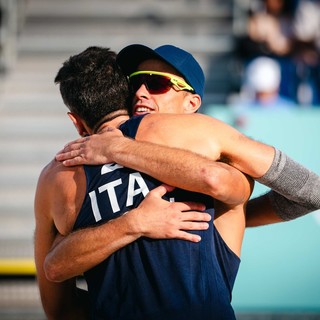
(118, 44, 205, 116)
(118, 44, 205, 98)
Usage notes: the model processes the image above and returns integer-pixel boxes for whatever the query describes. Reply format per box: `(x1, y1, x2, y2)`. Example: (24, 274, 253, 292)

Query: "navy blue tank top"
(74, 115, 240, 320)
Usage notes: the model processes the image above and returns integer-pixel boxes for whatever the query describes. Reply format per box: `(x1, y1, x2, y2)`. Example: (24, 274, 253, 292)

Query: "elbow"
(44, 257, 65, 283)
(201, 163, 250, 204)
(200, 165, 225, 200)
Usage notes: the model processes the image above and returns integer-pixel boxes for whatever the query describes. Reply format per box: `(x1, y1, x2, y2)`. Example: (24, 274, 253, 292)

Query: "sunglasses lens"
(130, 74, 172, 94)
(146, 75, 171, 94)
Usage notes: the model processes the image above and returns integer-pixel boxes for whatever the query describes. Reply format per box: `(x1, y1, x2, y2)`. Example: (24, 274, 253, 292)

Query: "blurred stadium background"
(0, 0, 319, 319)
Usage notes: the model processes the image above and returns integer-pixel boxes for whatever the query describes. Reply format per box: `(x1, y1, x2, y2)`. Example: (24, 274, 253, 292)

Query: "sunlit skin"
(132, 59, 201, 115)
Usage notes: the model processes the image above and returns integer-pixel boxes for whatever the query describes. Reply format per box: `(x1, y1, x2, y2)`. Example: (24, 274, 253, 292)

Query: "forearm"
(45, 184, 211, 282)
(44, 211, 140, 282)
(246, 149, 320, 226)
(111, 137, 247, 203)
(256, 149, 320, 219)
(221, 133, 276, 179)
(112, 137, 207, 190)
(246, 193, 284, 227)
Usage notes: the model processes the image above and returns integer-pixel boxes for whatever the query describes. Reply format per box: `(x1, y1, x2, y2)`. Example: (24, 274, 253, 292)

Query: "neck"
(94, 111, 129, 133)
(93, 110, 129, 133)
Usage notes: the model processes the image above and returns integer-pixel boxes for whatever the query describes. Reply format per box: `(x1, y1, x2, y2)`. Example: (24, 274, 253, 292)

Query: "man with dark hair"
(34, 46, 252, 319)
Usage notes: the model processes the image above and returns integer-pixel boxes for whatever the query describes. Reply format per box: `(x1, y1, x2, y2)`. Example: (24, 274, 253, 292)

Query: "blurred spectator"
(292, 0, 320, 105)
(235, 0, 299, 104)
(247, 0, 294, 57)
(235, 57, 297, 108)
(293, 0, 320, 60)
(237, 0, 297, 59)
(231, 57, 297, 127)
(243, 57, 296, 107)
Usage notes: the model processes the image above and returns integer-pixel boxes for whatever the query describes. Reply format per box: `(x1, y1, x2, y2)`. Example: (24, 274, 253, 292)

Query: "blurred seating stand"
(0, 0, 27, 73)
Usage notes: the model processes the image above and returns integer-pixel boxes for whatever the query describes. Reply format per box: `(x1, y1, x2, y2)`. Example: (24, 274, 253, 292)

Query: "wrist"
(111, 136, 134, 164)
(122, 209, 143, 239)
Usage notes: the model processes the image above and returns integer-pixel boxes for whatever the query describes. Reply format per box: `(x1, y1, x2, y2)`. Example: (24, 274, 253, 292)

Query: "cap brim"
(117, 44, 163, 76)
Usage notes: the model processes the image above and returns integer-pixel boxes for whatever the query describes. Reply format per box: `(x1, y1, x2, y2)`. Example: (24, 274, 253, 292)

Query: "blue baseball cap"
(117, 44, 205, 99)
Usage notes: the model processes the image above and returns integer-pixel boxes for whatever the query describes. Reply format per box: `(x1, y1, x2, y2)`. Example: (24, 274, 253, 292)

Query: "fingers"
(176, 231, 202, 243)
(148, 185, 206, 213)
(55, 151, 82, 165)
(147, 184, 175, 198)
(60, 137, 88, 152)
(62, 142, 84, 154)
(173, 201, 207, 213)
(61, 156, 85, 167)
(55, 150, 76, 161)
(175, 213, 212, 242)
(181, 220, 210, 231)
(56, 137, 88, 157)
(55, 139, 88, 165)
(181, 210, 211, 222)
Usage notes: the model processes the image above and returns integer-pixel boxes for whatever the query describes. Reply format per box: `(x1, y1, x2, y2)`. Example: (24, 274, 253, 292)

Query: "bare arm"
(34, 168, 88, 319)
(56, 113, 274, 179)
(44, 184, 210, 282)
(56, 123, 250, 206)
(246, 192, 283, 227)
(56, 113, 320, 225)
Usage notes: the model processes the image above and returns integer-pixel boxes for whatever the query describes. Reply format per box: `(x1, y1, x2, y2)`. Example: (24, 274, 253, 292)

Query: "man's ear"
(183, 94, 201, 113)
(67, 112, 89, 137)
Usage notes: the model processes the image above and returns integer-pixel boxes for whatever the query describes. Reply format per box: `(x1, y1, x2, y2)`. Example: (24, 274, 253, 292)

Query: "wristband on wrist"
(257, 148, 320, 220)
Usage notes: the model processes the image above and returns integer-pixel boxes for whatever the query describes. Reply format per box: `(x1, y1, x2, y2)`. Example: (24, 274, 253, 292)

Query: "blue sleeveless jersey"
(74, 115, 240, 320)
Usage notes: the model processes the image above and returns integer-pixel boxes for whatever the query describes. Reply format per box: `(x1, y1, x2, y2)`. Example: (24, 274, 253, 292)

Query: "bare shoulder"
(37, 159, 82, 194)
(136, 113, 231, 159)
(140, 112, 222, 127)
(35, 159, 86, 235)
(139, 113, 239, 138)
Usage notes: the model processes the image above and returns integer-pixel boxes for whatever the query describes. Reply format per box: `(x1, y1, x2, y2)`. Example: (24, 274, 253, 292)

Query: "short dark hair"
(55, 46, 131, 130)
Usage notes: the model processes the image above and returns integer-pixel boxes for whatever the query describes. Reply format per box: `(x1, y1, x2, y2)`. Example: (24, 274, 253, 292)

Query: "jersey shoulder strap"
(119, 114, 147, 138)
